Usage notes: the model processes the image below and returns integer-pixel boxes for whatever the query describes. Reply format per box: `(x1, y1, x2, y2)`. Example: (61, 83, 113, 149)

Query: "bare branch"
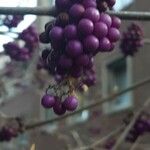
(112, 98, 150, 150)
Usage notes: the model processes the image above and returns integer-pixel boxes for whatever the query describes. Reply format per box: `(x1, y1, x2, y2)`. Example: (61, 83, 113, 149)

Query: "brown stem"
(25, 76, 150, 130)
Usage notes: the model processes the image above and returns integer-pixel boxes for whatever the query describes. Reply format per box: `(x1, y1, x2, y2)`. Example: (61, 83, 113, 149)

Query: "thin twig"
(57, 134, 72, 150)
(72, 125, 124, 150)
(90, 126, 124, 149)
(25, 76, 150, 130)
(0, 6, 57, 16)
(71, 130, 84, 147)
(112, 98, 150, 150)
(130, 137, 141, 150)
(1, 7, 150, 20)
(130, 143, 150, 149)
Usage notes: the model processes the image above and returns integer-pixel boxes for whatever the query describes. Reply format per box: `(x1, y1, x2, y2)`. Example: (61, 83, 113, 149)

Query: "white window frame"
(101, 54, 133, 114)
(39, 111, 58, 134)
(66, 93, 89, 126)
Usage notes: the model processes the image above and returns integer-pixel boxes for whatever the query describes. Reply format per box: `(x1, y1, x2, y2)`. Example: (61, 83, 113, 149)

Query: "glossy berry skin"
(49, 26, 63, 42)
(64, 25, 77, 39)
(99, 37, 111, 52)
(41, 94, 55, 108)
(63, 96, 78, 111)
(107, 28, 120, 42)
(111, 16, 121, 29)
(83, 35, 99, 53)
(69, 4, 85, 20)
(100, 13, 112, 28)
(78, 18, 94, 36)
(39, 0, 121, 116)
(53, 99, 66, 115)
(84, 7, 100, 22)
(82, 0, 97, 8)
(94, 22, 108, 39)
(66, 40, 83, 58)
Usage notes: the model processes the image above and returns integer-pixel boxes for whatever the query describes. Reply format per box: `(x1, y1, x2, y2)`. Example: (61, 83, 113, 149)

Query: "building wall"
(1, 0, 150, 149)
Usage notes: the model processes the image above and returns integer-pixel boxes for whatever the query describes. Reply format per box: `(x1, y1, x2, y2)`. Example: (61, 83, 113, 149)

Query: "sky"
(0, 0, 37, 52)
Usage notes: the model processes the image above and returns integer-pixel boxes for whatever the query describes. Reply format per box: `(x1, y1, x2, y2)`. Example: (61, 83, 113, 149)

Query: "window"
(0, 133, 29, 150)
(16, 133, 29, 149)
(102, 57, 133, 114)
(113, 0, 134, 11)
(41, 109, 58, 133)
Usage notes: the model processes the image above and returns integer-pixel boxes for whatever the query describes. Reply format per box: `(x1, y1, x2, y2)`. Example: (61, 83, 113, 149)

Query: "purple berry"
(111, 16, 121, 29)
(53, 98, 66, 115)
(49, 26, 63, 41)
(63, 96, 78, 111)
(64, 24, 77, 39)
(84, 7, 100, 22)
(41, 94, 55, 108)
(82, 0, 97, 8)
(107, 27, 120, 42)
(78, 18, 94, 36)
(94, 22, 108, 39)
(69, 4, 85, 20)
(100, 13, 112, 28)
(66, 40, 83, 58)
(83, 35, 99, 53)
(99, 37, 111, 52)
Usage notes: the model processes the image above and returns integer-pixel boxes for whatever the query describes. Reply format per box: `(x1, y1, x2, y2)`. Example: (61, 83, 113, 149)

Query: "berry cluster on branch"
(126, 112, 150, 143)
(120, 23, 144, 56)
(0, 118, 24, 142)
(3, 15, 24, 28)
(39, 0, 121, 115)
(3, 25, 38, 61)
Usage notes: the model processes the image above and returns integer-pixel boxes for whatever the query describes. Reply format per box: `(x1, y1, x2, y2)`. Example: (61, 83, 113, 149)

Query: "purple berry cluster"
(0, 127, 18, 142)
(3, 15, 24, 28)
(126, 112, 150, 143)
(41, 94, 78, 115)
(19, 25, 39, 49)
(0, 118, 24, 142)
(120, 23, 144, 56)
(3, 25, 38, 61)
(39, 0, 121, 115)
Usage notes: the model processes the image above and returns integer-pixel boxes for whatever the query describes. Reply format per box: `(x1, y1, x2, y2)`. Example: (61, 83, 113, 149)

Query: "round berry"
(41, 94, 55, 108)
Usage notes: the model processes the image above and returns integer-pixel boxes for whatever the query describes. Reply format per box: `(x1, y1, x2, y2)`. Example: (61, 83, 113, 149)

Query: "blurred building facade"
(0, 0, 150, 149)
